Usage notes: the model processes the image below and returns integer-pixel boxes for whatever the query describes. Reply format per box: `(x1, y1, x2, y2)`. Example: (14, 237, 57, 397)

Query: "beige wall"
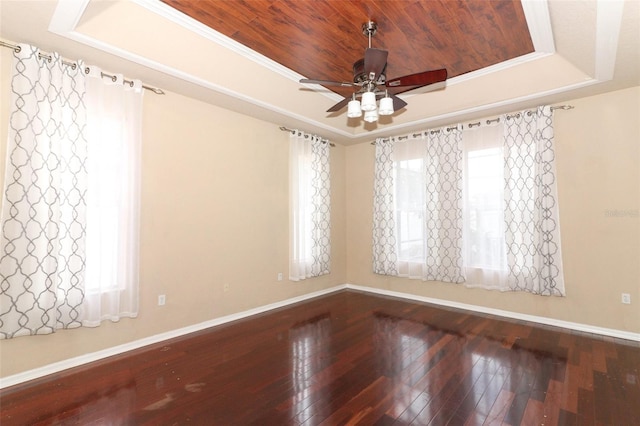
(0, 41, 638, 380)
(346, 86, 640, 333)
(0, 49, 347, 377)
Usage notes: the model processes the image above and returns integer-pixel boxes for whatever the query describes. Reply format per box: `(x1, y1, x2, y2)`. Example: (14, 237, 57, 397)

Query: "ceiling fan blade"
(364, 48, 388, 81)
(300, 78, 356, 87)
(386, 68, 447, 88)
(327, 97, 351, 113)
(391, 94, 407, 110)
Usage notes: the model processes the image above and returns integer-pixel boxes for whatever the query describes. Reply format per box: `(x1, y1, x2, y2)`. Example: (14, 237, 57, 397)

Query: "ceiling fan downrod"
(362, 21, 377, 48)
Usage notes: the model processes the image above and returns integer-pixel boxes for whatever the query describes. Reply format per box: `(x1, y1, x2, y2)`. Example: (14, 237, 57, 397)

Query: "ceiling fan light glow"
(363, 109, 378, 123)
(347, 99, 363, 118)
(378, 96, 394, 116)
(361, 91, 377, 112)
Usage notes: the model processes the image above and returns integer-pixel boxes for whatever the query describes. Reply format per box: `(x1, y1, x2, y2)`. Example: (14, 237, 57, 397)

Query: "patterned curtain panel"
(372, 138, 398, 275)
(289, 130, 331, 280)
(503, 106, 565, 295)
(0, 45, 88, 338)
(423, 127, 465, 283)
(0, 45, 143, 339)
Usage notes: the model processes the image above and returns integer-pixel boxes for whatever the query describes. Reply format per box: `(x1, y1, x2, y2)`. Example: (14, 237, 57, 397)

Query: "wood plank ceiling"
(161, 0, 534, 99)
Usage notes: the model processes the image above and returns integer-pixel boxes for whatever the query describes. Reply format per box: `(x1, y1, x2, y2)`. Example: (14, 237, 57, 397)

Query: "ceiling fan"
(299, 21, 448, 122)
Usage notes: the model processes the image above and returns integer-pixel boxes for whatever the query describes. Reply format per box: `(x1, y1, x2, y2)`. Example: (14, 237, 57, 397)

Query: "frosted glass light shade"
(378, 96, 394, 116)
(364, 109, 379, 123)
(361, 91, 377, 112)
(347, 99, 362, 118)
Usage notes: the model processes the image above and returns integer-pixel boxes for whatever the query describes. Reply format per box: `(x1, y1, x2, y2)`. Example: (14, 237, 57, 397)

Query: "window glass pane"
(85, 120, 123, 293)
(466, 147, 505, 269)
(394, 157, 425, 262)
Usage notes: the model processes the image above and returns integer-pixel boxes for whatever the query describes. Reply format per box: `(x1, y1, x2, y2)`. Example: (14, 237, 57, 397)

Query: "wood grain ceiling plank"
(160, 0, 534, 98)
(491, 1, 535, 56)
(464, 1, 533, 66)
(268, 1, 359, 80)
(442, 0, 496, 75)
(400, 1, 458, 74)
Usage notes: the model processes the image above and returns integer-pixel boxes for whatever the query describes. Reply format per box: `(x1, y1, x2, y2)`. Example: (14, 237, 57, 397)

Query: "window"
(288, 130, 331, 281)
(389, 124, 509, 283)
(374, 106, 564, 295)
(462, 124, 507, 273)
(395, 158, 426, 262)
(0, 48, 142, 339)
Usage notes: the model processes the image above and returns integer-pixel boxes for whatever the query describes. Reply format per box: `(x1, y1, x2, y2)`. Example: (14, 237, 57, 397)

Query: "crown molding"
(595, 0, 625, 81)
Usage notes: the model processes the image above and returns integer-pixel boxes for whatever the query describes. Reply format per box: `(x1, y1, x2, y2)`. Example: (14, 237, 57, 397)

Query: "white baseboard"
(2, 282, 638, 389)
(0, 285, 348, 389)
(344, 284, 640, 342)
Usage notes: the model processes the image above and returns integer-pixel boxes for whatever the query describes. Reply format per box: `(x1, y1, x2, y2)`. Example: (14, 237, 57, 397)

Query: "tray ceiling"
(0, 0, 637, 144)
(160, 0, 535, 99)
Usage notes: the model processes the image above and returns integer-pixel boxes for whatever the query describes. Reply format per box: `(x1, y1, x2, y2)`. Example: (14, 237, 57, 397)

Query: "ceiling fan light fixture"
(347, 98, 362, 118)
(378, 96, 394, 116)
(300, 20, 448, 127)
(361, 91, 377, 112)
(363, 108, 378, 123)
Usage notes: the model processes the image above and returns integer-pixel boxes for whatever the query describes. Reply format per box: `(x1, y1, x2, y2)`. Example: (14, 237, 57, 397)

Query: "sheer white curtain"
(289, 130, 331, 281)
(393, 136, 426, 278)
(83, 66, 142, 325)
(461, 121, 510, 290)
(0, 44, 142, 339)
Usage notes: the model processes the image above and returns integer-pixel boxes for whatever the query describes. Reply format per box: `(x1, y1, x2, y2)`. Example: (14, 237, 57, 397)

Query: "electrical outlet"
(158, 294, 166, 306)
(223, 283, 230, 292)
(277, 272, 283, 281)
(621, 293, 631, 304)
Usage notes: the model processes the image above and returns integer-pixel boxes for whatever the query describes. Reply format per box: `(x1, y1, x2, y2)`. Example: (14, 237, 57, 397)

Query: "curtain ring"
(111, 75, 117, 82)
(71, 63, 77, 70)
(14, 45, 21, 53)
(85, 67, 90, 75)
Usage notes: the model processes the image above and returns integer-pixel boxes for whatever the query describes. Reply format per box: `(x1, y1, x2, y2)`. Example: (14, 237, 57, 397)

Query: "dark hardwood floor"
(1, 290, 639, 425)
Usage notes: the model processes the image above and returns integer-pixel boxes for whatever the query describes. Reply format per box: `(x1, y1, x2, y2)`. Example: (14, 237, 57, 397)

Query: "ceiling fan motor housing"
(362, 21, 378, 37)
(353, 58, 386, 86)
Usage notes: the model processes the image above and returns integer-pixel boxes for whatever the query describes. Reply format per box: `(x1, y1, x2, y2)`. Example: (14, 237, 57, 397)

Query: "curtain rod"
(0, 39, 165, 95)
(279, 126, 335, 147)
(371, 104, 574, 144)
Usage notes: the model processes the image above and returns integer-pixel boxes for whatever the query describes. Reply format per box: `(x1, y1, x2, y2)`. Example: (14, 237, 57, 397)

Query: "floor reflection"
(372, 310, 569, 424)
(289, 313, 331, 424)
(2, 292, 635, 424)
(49, 376, 136, 424)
